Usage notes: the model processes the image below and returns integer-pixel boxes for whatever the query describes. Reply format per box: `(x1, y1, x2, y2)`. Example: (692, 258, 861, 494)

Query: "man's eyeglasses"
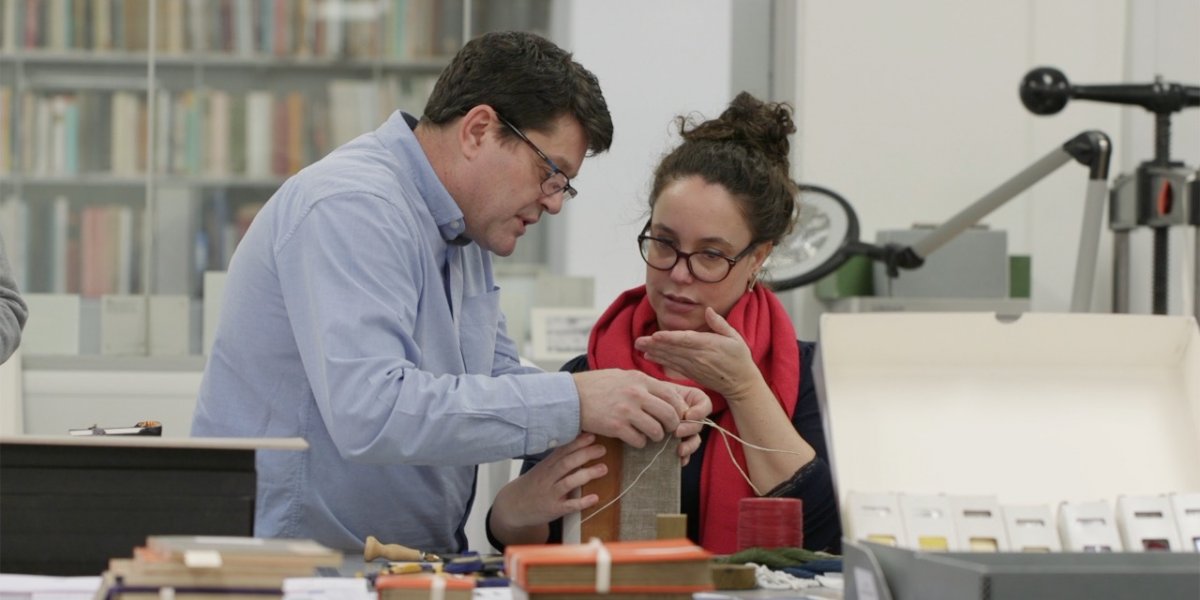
(637, 233, 759, 283)
(496, 115, 578, 200)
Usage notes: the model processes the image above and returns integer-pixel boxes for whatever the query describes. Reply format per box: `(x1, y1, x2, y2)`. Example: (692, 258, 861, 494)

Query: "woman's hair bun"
(679, 91, 795, 168)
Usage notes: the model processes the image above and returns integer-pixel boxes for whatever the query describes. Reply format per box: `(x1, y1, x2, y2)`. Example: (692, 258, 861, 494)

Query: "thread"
(590, 538, 612, 593)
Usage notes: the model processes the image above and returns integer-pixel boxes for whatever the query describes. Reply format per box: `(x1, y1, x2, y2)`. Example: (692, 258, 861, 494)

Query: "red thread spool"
(737, 497, 803, 550)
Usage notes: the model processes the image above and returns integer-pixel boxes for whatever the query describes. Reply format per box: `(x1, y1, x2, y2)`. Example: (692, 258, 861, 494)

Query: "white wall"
(784, 0, 1130, 337)
(550, 0, 736, 306)
(787, 0, 1199, 334)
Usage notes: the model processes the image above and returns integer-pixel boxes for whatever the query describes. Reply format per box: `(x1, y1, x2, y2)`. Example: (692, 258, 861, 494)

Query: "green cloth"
(716, 547, 838, 569)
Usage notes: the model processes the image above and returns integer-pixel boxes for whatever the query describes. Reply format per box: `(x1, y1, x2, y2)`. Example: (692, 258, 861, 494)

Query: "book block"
(504, 538, 713, 595)
(376, 574, 473, 600)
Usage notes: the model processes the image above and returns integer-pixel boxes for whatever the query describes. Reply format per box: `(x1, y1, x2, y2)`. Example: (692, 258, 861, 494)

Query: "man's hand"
(573, 369, 708, 448)
(574, 369, 711, 450)
(674, 385, 709, 466)
(488, 434, 608, 546)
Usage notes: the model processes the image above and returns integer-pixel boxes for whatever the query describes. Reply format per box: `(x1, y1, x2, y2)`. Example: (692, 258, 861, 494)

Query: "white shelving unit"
(0, 0, 557, 428)
(0, 0, 508, 358)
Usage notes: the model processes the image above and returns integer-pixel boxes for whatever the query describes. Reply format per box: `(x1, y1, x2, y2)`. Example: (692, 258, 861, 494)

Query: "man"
(191, 31, 710, 553)
(0, 230, 27, 364)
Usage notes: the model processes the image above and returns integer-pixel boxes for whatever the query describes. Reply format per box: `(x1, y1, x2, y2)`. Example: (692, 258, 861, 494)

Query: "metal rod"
(1194, 227, 1200, 326)
(1070, 179, 1108, 312)
(910, 147, 1073, 259)
(1112, 231, 1131, 313)
(144, 0, 158, 311)
(1153, 228, 1169, 314)
(1151, 103, 1172, 315)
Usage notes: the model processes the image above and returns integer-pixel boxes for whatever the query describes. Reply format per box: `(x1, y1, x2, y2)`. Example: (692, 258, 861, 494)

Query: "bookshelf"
(0, 0, 553, 357)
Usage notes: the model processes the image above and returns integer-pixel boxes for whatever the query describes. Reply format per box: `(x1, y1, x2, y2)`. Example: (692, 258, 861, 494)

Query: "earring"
(747, 272, 758, 292)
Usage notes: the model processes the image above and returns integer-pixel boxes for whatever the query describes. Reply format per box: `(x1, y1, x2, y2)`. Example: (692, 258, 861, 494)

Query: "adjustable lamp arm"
(881, 131, 1111, 311)
(766, 132, 1111, 311)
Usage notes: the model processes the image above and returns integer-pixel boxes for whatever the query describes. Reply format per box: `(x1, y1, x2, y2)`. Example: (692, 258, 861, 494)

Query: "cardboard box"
(844, 492, 908, 548)
(1058, 500, 1123, 552)
(1115, 494, 1184, 552)
(148, 295, 191, 356)
(843, 541, 1200, 600)
(1001, 504, 1061, 552)
(100, 295, 147, 356)
(1169, 492, 1200, 552)
(948, 495, 1010, 552)
(817, 312, 1200, 599)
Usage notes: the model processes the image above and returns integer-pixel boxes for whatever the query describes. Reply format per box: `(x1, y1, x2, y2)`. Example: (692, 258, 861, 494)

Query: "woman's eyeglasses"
(496, 115, 578, 200)
(637, 233, 758, 283)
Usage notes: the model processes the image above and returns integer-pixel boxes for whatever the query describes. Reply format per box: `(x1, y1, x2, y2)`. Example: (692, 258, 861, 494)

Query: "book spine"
(50, 194, 68, 293)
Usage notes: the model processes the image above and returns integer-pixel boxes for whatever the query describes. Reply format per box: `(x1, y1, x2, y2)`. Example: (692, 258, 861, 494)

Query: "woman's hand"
(488, 434, 608, 546)
(634, 307, 761, 400)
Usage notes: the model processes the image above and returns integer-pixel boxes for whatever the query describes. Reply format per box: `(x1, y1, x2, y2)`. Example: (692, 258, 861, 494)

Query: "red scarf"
(587, 284, 800, 553)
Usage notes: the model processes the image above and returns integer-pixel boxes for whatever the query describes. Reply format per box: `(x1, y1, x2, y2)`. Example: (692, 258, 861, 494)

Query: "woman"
(487, 92, 840, 554)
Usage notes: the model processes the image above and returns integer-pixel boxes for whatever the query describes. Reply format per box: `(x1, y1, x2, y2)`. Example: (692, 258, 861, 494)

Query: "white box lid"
(817, 312, 1200, 512)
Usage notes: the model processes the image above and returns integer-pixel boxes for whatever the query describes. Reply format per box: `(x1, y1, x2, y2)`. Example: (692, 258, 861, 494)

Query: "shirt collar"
(382, 111, 469, 245)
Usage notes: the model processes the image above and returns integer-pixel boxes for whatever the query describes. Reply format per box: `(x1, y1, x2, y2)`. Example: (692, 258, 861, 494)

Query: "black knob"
(1020, 67, 1070, 115)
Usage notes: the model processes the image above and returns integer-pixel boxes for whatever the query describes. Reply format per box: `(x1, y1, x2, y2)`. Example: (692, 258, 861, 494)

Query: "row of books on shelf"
(0, 192, 261, 296)
(196, 189, 263, 288)
(7, 195, 141, 297)
(0, 75, 432, 177)
(1, 0, 460, 60)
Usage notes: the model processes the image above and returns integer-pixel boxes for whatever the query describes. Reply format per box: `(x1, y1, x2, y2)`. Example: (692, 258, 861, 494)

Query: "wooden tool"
(657, 513, 688, 540)
(364, 536, 441, 562)
(711, 563, 758, 590)
(580, 435, 625, 541)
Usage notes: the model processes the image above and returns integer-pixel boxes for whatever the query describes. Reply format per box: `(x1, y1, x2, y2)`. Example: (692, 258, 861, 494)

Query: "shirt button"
(548, 439, 559, 448)
(452, 220, 462, 228)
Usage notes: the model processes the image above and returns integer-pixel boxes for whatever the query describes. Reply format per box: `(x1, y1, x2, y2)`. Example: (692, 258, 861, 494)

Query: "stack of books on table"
(93, 536, 343, 600)
(503, 538, 714, 600)
(375, 574, 474, 600)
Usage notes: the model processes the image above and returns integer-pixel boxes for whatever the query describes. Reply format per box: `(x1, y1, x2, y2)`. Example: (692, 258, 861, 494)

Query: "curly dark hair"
(422, 31, 613, 155)
(649, 91, 798, 245)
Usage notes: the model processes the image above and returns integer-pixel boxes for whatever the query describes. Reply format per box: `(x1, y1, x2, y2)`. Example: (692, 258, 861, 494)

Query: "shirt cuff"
(514, 371, 580, 455)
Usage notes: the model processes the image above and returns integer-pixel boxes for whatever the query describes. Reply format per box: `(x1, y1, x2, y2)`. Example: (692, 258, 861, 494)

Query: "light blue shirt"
(192, 111, 580, 553)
